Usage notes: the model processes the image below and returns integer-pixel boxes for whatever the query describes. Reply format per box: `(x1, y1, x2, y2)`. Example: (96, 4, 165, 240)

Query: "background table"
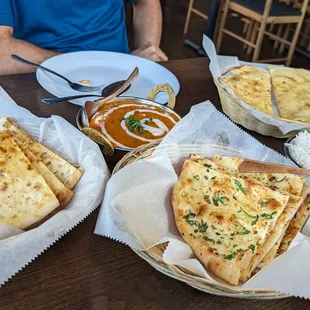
(0, 58, 309, 309)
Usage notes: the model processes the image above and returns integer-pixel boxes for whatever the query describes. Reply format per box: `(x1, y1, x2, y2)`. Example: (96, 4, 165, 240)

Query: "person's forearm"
(0, 36, 59, 75)
(132, 0, 162, 49)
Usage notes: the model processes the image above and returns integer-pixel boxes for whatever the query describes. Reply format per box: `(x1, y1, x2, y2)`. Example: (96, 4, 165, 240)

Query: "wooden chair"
(275, 1, 310, 54)
(184, 0, 253, 44)
(184, 0, 208, 36)
(216, 0, 309, 66)
(300, 17, 310, 51)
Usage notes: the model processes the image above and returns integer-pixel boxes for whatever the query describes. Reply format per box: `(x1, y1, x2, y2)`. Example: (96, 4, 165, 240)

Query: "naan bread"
(0, 135, 60, 229)
(172, 160, 290, 285)
(257, 234, 282, 271)
(0, 117, 83, 189)
(212, 155, 305, 196)
(257, 187, 310, 271)
(22, 148, 73, 206)
(277, 200, 310, 256)
(240, 194, 302, 281)
(190, 155, 303, 281)
(219, 65, 273, 115)
(269, 66, 310, 123)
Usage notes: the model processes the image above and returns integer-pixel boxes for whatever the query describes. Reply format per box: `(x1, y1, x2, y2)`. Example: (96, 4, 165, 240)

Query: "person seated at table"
(0, 0, 167, 75)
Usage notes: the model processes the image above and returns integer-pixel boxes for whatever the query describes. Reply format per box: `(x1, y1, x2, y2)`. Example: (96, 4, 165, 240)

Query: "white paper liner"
(95, 101, 310, 299)
(0, 87, 110, 286)
(202, 35, 310, 135)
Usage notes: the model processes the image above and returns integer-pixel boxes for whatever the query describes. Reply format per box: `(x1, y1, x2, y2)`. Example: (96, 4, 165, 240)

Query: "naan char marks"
(172, 160, 290, 285)
(269, 66, 310, 124)
(219, 65, 273, 116)
(0, 117, 83, 189)
(190, 155, 304, 282)
(0, 135, 59, 230)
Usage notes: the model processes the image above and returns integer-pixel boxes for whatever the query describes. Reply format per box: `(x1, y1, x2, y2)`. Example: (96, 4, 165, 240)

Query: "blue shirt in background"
(0, 0, 136, 53)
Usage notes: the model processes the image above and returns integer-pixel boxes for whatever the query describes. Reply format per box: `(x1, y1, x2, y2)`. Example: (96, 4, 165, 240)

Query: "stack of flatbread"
(172, 154, 310, 285)
(0, 117, 83, 230)
(219, 65, 310, 124)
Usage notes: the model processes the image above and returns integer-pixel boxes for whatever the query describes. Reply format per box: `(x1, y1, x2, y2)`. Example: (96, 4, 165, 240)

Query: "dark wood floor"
(131, 0, 310, 69)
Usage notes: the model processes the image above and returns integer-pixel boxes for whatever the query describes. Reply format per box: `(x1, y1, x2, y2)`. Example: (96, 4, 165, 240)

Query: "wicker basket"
(112, 142, 289, 299)
(214, 78, 304, 139)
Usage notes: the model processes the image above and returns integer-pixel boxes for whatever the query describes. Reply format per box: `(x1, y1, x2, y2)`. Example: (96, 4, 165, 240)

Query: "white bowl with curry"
(76, 83, 181, 155)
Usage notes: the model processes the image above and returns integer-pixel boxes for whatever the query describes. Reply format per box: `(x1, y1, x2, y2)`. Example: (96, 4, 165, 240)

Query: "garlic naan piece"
(0, 135, 59, 230)
(269, 66, 310, 124)
(219, 65, 273, 115)
(172, 159, 290, 285)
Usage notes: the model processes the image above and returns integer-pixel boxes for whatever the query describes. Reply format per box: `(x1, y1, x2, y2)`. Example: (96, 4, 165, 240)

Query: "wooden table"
(0, 58, 309, 309)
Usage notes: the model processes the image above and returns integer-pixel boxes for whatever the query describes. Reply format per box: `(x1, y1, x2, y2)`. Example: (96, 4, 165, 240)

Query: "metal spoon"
(84, 67, 139, 123)
(11, 54, 104, 92)
(41, 80, 131, 104)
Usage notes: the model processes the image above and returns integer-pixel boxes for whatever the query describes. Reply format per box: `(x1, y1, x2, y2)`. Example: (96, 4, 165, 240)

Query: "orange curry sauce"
(89, 100, 180, 149)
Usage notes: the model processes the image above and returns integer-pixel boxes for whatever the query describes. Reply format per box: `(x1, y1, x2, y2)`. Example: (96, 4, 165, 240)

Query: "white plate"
(36, 51, 180, 106)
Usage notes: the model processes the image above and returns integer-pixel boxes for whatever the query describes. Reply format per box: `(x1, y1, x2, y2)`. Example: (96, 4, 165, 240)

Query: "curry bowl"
(76, 83, 181, 154)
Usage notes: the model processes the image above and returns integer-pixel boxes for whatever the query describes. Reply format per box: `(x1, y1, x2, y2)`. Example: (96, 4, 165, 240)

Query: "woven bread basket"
(214, 78, 306, 139)
(112, 142, 289, 299)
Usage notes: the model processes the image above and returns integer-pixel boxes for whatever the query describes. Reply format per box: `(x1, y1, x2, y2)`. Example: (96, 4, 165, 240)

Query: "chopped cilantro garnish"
(183, 213, 208, 233)
(242, 228, 250, 235)
(193, 175, 200, 181)
(269, 176, 287, 183)
(211, 176, 216, 180)
(261, 211, 277, 219)
(240, 207, 257, 219)
(183, 212, 196, 226)
(248, 244, 255, 253)
(212, 197, 219, 206)
(224, 248, 243, 260)
(216, 240, 222, 245)
(204, 195, 211, 204)
(124, 115, 146, 133)
(251, 215, 259, 226)
(202, 236, 215, 244)
(213, 196, 229, 206)
(307, 206, 310, 211)
(216, 232, 221, 236)
(197, 219, 208, 233)
(204, 164, 212, 169)
(234, 180, 246, 194)
(204, 176, 209, 180)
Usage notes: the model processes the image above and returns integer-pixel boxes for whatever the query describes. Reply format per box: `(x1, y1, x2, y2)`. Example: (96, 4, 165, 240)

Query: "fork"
(11, 54, 104, 92)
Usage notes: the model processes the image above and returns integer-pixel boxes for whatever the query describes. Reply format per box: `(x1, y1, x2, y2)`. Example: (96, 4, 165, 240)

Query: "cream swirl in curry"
(90, 100, 180, 149)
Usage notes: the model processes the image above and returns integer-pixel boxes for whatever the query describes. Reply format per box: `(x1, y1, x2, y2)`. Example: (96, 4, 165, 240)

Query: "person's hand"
(131, 43, 168, 62)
